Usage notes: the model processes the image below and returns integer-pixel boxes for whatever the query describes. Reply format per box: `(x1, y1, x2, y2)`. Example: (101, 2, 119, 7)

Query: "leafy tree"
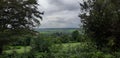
(12, 36, 32, 46)
(30, 34, 53, 52)
(0, 0, 43, 54)
(79, 0, 120, 51)
(60, 34, 70, 43)
(71, 30, 79, 41)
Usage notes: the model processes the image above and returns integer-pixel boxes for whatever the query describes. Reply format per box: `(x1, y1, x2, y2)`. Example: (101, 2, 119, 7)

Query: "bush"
(30, 34, 53, 52)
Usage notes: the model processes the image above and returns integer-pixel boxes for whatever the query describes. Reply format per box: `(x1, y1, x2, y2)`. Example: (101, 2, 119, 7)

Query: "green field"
(4, 46, 31, 54)
(35, 28, 79, 34)
(4, 43, 81, 54)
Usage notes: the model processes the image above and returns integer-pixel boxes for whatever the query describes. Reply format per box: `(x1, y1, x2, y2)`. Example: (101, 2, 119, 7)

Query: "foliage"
(79, 0, 120, 52)
(49, 42, 115, 58)
(30, 34, 53, 52)
(12, 36, 32, 46)
(60, 34, 71, 43)
(71, 30, 79, 41)
(51, 32, 71, 43)
(0, 0, 43, 54)
(2, 42, 120, 58)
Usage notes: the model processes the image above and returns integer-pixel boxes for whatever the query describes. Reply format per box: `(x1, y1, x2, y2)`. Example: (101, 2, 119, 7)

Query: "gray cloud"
(44, 0, 80, 15)
(38, 0, 81, 28)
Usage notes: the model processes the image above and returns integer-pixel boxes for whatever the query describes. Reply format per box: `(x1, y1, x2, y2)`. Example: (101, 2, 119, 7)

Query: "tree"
(30, 34, 52, 52)
(0, 0, 43, 54)
(71, 30, 79, 41)
(60, 33, 70, 43)
(79, 0, 120, 52)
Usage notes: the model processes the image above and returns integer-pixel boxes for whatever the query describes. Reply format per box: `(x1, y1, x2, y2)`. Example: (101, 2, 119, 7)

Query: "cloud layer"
(38, 0, 80, 28)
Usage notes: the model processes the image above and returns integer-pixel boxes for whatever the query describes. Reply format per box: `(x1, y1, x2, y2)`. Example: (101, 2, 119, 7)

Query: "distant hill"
(34, 28, 79, 33)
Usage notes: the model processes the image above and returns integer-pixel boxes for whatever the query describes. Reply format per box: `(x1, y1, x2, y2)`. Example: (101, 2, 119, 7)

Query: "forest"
(0, 0, 120, 58)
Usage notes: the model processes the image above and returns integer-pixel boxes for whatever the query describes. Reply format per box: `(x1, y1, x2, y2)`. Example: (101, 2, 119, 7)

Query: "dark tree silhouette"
(79, 0, 120, 52)
(72, 30, 79, 41)
(0, 0, 43, 54)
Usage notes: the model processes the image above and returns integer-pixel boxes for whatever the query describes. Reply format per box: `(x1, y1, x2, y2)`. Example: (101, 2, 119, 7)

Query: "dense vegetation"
(80, 0, 120, 52)
(0, 0, 120, 58)
(0, 0, 43, 55)
(1, 29, 120, 58)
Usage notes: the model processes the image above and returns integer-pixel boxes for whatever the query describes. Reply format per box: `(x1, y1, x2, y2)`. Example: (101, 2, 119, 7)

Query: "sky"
(37, 0, 81, 28)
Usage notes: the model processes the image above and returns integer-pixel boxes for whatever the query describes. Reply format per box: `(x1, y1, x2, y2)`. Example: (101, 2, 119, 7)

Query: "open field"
(4, 46, 31, 54)
(4, 43, 81, 54)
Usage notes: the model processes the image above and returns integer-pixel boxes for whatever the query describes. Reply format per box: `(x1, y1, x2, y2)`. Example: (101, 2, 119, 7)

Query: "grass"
(4, 46, 31, 54)
(62, 42, 81, 47)
(61, 42, 81, 50)
(4, 42, 81, 54)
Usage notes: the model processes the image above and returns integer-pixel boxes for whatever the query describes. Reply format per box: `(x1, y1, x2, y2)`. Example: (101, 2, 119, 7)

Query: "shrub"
(30, 34, 53, 52)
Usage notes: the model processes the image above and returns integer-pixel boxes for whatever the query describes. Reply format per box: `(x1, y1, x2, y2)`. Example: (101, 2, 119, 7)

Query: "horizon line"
(34, 27, 80, 29)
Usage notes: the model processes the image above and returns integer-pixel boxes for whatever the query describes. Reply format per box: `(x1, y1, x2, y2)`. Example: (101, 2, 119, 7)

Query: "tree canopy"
(0, 0, 43, 30)
(0, 0, 43, 54)
(79, 0, 120, 52)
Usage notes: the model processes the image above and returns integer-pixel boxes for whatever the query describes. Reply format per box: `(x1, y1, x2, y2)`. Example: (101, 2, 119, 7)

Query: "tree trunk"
(0, 46, 3, 55)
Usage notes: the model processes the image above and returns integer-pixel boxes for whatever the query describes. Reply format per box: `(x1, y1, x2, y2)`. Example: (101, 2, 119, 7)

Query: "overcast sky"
(37, 0, 81, 28)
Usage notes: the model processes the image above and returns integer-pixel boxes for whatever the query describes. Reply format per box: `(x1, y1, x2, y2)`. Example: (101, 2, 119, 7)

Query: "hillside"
(35, 28, 80, 33)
